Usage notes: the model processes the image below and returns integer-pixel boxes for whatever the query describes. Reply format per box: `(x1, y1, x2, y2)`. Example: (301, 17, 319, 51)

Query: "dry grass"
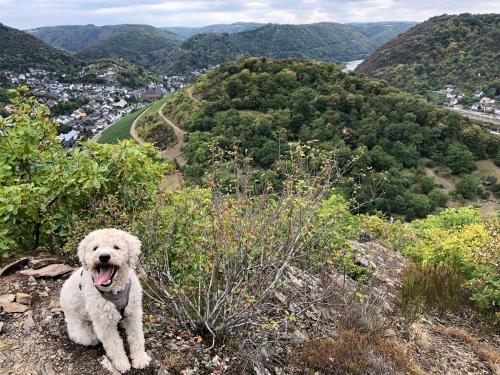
(436, 326, 500, 373)
(294, 330, 427, 375)
(399, 264, 465, 323)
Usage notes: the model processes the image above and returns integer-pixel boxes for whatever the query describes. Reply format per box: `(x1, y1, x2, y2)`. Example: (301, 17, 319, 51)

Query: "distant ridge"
(22, 21, 416, 76)
(162, 22, 266, 38)
(0, 24, 79, 72)
(356, 14, 500, 91)
(28, 24, 183, 53)
(160, 21, 417, 74)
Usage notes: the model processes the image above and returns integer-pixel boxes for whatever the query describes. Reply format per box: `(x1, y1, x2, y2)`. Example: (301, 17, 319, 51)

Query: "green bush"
(494, 150, 500, 167)
(428, 188, 448, 207)
(455, 175, 479, 199)
(405, 208, 499, 322)
(444, 142, 476, 175)
(136, 112, 176, 150)
(0, 90, 165, 255)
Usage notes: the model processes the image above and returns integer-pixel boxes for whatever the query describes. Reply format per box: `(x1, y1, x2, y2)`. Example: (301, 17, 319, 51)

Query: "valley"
(0, 10, 499, 375)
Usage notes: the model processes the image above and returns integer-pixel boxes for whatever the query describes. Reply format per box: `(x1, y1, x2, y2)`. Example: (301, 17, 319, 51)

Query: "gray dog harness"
(80, 270, 131, 319)
(99, 281, 131, 318)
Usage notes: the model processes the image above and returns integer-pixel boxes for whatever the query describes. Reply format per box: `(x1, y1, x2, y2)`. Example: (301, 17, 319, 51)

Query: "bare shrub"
(336, 291, 392, 334)
(139, 144, 364, 364)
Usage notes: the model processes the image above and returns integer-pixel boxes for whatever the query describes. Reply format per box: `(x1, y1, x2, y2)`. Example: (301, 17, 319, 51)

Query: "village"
(0, 67, 193, 147)
(443, 84, 498, 113)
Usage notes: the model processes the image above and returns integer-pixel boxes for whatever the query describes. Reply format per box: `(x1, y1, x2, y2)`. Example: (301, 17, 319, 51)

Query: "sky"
(0, 0, 499, 30)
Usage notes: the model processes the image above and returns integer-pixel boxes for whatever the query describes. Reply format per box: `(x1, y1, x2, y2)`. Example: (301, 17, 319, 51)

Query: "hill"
(1, 91, 499, 374)
(162, 22, 265, 38)
(75, 25, 182, 67)
(348, 21, 417, 47)
(161, 22, 374, 74)
(0, 24, 79, 73)
(163, 58, 499, 218)
(26, 22, 416, 76)
(28, 24, 183, 53)
(161, 33, 244, 74)
(356, 14, 500, 92)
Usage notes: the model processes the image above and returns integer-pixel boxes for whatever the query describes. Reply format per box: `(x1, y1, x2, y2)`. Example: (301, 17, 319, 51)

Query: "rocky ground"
(0, 241, 498, 375)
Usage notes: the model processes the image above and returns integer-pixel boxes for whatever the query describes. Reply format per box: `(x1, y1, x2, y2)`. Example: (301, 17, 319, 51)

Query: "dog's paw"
(131, 352, 152, 369)
(112, 357, 131, 373)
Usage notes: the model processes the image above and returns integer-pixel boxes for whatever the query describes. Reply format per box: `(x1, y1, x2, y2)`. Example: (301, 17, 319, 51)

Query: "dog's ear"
(125, 232, 141, 268)
(77, 234, 91, 267)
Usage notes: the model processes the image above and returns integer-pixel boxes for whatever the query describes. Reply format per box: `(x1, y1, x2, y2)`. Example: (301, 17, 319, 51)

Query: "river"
(344, 59, 364, 71)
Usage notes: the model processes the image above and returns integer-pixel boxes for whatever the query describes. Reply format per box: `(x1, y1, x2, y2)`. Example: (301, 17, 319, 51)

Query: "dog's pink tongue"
(94, 267, 113, 286)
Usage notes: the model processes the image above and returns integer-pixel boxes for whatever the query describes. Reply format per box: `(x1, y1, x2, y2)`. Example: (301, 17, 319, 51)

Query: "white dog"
(60, 228, 151, 373)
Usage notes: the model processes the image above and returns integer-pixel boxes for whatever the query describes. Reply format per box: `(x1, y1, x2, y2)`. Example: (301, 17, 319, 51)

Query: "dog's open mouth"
(94, 264, 117, 287)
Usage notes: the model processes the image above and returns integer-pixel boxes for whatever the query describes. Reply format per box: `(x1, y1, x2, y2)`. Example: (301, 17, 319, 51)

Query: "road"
(129, 100, 187, 166)
(449, 107, 500, 134)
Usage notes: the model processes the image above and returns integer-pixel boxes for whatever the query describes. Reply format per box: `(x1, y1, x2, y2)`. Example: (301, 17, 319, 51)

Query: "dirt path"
(130, 100, 187, 167)
(129, 107, 149, 146)
(158, 102, 187, 166)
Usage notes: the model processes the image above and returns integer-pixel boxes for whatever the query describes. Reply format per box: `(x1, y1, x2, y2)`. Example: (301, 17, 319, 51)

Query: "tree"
(405, 194, 432, 220)
(428, 188, 449, 208)
(455, 175, 479, 199)
(0, 89, 164, 255)
(444, 142, 475, 174)
(392, 141, 419, 168)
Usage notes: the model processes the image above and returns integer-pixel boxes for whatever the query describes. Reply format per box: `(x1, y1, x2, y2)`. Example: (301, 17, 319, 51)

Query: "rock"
(23, 310, 35, 331)
(0, 257, 30, 277)
(0, 294, 15, 304)
(210, 355, 222, 367)
(16, 293, 32, 306)
(29, 258, 61, 269)
(274, 291, 287, 304)
(0, 321, 4, 334)
(38, 362, 56, 375)
(292, 330, 309, 343)
(39, 291, 49, 297)
(48, 299, 61, 312)
(28, 276, 37, 284)
(355, 256, 374, 269)
(1, 302, 30, 313)
(19, 264, 74, 278)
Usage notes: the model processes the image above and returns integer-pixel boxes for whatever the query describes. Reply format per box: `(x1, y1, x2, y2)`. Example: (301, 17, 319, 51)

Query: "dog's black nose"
(99, 253, 111, 263)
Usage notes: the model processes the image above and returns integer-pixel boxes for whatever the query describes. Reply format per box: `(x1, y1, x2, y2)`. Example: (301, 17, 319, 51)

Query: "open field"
(97, 108, 145, 144)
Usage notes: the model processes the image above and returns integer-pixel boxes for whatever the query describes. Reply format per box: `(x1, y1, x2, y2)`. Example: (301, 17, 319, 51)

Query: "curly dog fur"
(60, 228, 151, 373)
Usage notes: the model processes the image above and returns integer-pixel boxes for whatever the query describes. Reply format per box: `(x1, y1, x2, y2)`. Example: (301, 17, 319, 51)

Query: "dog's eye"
(93, 246, 98, 251)
(113, 245, 120, 250)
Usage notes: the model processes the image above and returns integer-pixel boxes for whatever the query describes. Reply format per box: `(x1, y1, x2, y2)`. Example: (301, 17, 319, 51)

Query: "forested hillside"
(164, 58, 499, 218)
(160, 33, 243, 74)
(356, 14, 500, 92)
(348, 21, 417, 47)
(28, 24, 183, 53)
(75, 26, 182, 67)
(26, 21, 416, 76)
(0, 24, 79, 73)
(161, 23, 373, 74)
(162, 22, 265, 38)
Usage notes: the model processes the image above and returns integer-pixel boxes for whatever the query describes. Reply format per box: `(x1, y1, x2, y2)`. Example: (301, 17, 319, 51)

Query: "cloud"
(0, 0, 499, 29)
